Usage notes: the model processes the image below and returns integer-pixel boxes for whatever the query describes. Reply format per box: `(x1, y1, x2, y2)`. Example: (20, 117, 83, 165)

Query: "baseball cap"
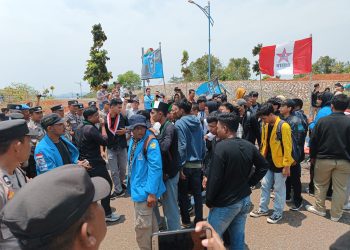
(7, 104, 23, 110)
(1, 164, 110, 248)
(41, 113, 65, 130)
(126, 114, 148, 130)
(0, 119, 38, 142)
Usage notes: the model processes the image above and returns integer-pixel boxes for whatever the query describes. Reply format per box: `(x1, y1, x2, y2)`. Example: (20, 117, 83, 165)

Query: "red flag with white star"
(259, 37, 312, 76)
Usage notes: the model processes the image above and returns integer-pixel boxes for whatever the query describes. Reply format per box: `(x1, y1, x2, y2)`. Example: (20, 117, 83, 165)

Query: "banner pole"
(308, 33, 313, 118)
(159, 42, 166, 95)
(259, 73, 263, 103)
(141, 47, 145, 94)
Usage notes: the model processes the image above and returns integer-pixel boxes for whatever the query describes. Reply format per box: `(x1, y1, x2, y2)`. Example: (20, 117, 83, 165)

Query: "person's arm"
(251, 115, 261, 145)
(205, 145, 225, 208)
(281, 123, 293, 175)
(89, 126, 108, 146)
(121, 99, 128, 117)
(158, 125, 174, 152)
(144, 139, 163, 197)
(249, 146, 269, 186)
(34, 150, 56, 175)
(176, 123, 187, 167)
(309, 122, 319, 159)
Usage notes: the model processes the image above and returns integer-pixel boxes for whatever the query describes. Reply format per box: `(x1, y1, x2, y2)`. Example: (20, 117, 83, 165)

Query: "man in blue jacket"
(127, 114, 165, 250)
(171, 99, 205, 228)
(35, 114, 88, 175)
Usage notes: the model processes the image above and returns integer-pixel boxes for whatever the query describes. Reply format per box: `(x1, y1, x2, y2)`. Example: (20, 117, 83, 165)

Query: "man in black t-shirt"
(206, 113, 268, 249)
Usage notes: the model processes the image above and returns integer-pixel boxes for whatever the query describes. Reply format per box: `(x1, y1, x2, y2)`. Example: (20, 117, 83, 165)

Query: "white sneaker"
(343, 203, 350, 210)
(305, 205, 326, 217)
(105, 212, 121, 222)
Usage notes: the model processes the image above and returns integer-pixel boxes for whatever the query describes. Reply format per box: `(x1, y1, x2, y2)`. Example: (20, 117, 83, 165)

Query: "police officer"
(26, 106, 46, 178)
(0, 119, 37, 249)
(77, 103, 85, 124)
(50, 104, 65, 118)
(65, 100, 80, 142)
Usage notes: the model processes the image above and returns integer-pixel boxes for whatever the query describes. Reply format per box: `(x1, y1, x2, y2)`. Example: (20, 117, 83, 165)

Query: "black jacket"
(157, 120, 181, 179)
(104, 114, 128, 150)
(242, 111, 261, 145)
(206, 138, 269, 208)
(310, 112, 350, 161)
(75, 121, 108, 166)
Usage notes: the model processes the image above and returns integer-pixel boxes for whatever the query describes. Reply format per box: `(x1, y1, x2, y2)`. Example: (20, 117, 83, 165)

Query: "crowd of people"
(0, 80, 349, 250)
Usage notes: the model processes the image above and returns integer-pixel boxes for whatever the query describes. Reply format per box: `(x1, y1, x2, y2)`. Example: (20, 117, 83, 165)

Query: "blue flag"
(141, 48, 164, 80)
(195, 78, 222, 96)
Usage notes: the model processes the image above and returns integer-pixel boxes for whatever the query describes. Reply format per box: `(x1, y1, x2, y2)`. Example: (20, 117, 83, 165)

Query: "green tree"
(187, 54, 223, 81)
(181, 50, 192, 81)
(221, 57, 251, 80)
(117, 71, 141, 90)
(83, 23, 113, 90)
(0, 83, 38, 102)
(312, 56, 336, 74)
(252, 43, 263, 76)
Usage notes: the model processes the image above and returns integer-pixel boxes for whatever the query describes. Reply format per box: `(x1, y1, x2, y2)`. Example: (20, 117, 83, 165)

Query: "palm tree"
(50, 85, 55, 97)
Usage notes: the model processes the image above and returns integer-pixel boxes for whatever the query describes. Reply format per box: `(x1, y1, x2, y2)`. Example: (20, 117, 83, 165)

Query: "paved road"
(100, 165, 350, 250)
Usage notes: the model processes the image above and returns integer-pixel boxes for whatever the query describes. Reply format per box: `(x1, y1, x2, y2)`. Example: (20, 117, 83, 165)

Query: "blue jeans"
(162, 173, 181, 230)
(259, 170, 286, 216)
(208, 196, 251, 250)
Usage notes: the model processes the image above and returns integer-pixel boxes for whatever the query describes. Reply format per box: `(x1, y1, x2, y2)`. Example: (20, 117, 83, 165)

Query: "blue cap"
(126, 114, 148, 130)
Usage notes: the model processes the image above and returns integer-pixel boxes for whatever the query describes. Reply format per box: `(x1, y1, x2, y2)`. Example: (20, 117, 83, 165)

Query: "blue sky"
(0, 0, 349, 94)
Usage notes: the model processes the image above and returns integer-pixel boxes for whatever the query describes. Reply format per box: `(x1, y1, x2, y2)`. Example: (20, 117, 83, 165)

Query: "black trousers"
(178, 167, 203, 224)
(286, 163, 302, 205)
(88, 164, 113, 216)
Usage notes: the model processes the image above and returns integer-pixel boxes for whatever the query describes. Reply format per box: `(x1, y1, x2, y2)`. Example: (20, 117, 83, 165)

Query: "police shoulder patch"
(150, 142, 156, 149)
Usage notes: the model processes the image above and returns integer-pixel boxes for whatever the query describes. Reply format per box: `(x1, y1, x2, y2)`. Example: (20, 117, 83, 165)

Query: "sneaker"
(343, 203, 350, 210)
(330, 216, 341, 222)
(290, 202, 303, 211)
(110, 190, 125, 200)
(267, 214, 282, 224)
(250, 209, 269, 218)
(305, 205, 326, 217)
(105, 212, 121, 222)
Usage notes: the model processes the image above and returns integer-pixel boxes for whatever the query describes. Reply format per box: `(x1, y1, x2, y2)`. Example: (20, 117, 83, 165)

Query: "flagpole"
(259, 72, 263, 103)
(308, 33, 313, 118)
(159, 42, 166, 95)
(141, 47, 145, 94)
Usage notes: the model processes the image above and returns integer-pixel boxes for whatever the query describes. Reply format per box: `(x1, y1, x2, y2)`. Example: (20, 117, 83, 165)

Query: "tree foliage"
(186, 54, 223, 81)
(0, 83, 38, 103)
(221, 57, 251, 80)
(181, 50, 192, 81)
(312, 56, 350, 74)
(117, 71, 141, 90)
(83, 23, 113, 90)
(252, 43, 263, 76)
(169, 76, 184, 83)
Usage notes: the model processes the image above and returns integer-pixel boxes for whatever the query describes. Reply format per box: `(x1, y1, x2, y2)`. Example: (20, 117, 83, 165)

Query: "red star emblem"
(276, 48, 292, 63)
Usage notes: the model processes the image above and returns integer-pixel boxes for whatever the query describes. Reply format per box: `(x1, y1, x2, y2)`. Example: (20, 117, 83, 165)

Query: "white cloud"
(0, 0, 349, 94)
